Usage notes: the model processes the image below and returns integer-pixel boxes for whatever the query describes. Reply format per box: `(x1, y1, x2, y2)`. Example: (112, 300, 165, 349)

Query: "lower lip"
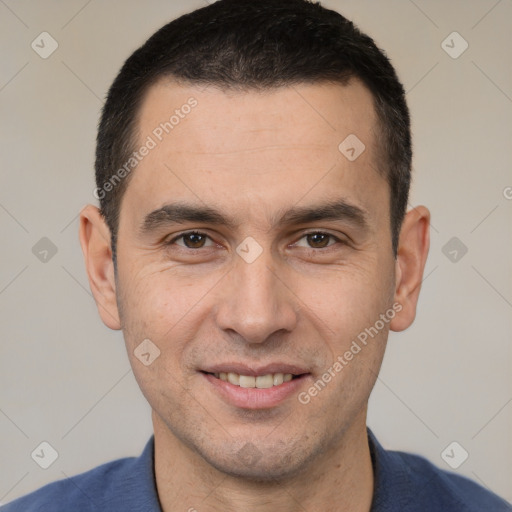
(202, 372, 310, 409)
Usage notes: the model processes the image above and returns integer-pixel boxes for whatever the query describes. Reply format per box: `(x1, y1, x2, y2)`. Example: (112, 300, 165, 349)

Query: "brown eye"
(295, 232, 339, 249)
(183, 233, 206, 248)
(170, 231, 213, 249)
(306, 232, 332, 248)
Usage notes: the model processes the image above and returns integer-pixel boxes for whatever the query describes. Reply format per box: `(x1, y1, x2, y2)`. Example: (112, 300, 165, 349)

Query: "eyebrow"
(139, 198, 369, 236)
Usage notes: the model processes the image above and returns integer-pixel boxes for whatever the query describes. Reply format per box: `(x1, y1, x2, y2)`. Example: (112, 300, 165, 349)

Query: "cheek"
(117, 265, 224, 382)
(300, 258, 392, 325)
(117, 271, 200, 405)
(295, 259, 395, 382)
(119, 269, 195, 335)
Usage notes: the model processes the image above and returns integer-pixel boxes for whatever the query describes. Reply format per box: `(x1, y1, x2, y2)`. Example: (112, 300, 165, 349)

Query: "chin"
(210, 459, 304, 483)
(199, 441, 315, 483)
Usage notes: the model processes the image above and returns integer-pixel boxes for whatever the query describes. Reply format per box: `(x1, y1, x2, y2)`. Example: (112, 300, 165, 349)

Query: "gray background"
(0, 0, 511, 505)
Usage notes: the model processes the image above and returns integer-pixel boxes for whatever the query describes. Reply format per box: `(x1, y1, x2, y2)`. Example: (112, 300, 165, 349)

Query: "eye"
(168, 231, 214, 249)
(294, 232, 341, 249)
(166, 230, 344, 252)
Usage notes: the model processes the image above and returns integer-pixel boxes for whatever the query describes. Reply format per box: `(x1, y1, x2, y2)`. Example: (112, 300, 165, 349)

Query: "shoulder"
(0, 457, 138, 512)
(369, 430, 512, 511)
(395, 449, 510, 511)
(0, 438, 160, 512)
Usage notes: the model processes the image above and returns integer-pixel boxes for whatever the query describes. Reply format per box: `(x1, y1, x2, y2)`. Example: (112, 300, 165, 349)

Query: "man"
(2, 0, 510, 510)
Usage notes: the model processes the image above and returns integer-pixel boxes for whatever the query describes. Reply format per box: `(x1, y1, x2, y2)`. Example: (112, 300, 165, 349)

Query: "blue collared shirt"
(2, 429, 510, 511)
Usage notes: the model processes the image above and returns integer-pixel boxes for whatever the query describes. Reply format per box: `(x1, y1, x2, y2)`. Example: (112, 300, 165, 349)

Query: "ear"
(78, 204, 121, 330)
(390, 205, 430, 332)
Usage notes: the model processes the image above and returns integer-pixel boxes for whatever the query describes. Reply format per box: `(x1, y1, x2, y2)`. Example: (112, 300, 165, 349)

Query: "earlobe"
(78, 204, 122, 330)
(390, 206, 430, 332)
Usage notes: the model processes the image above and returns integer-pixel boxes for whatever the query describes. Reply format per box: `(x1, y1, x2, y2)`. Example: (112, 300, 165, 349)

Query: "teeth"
(214, 372, 296, 388)
(255, 374, 273, 389)
(273, 373, 284, 386)
(239, 375, 256, 388)
(227, 372, 239, 385)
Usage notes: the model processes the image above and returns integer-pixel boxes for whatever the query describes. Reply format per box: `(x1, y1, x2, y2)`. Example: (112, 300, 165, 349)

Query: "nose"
(214, 245, 298, 345)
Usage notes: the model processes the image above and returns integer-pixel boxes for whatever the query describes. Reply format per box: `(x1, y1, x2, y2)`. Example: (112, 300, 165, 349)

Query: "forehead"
(138, 77, 377, 152)
(122, 78, 387, 231)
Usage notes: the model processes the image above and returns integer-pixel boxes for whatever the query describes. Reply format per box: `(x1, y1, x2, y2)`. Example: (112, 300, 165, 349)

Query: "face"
(82, 78, 426, 481)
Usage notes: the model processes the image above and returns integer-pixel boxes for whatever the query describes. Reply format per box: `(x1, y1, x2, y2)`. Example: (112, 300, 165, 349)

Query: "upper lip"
(200, 362, 310, 376)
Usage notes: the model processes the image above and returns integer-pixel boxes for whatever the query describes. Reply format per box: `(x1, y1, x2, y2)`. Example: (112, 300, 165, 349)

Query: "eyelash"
(166, 230, 345, 250)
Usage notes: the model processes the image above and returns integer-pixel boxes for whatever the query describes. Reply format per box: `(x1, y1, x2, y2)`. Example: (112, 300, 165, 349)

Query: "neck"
(153, 410, 374, 512)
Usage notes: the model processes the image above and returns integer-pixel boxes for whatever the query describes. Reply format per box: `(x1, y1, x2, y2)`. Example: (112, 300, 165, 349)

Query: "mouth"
(200, 367, 311, 409)
(201, 371, 307, 389)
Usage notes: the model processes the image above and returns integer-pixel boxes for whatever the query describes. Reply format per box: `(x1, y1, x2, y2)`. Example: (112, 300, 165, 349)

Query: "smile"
(201, 370, 311, 409)
(207, 372, 299, 388)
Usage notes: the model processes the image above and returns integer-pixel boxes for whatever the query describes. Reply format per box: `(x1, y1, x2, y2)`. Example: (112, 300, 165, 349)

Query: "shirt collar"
(368, 427, 414, 511)
(140, 429, 411, 512)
